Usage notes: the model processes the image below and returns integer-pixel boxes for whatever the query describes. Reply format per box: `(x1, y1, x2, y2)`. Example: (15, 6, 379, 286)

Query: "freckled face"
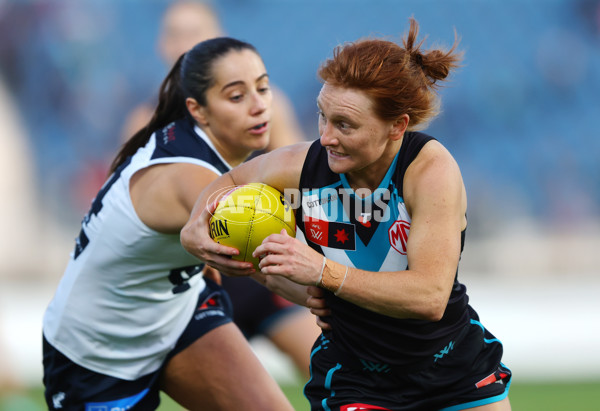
(317, 83, 396, 186)
(201, 49, 272, 165)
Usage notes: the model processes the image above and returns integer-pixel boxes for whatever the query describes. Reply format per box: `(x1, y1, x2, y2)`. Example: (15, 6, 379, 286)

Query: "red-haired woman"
(182, 19, 512, 411)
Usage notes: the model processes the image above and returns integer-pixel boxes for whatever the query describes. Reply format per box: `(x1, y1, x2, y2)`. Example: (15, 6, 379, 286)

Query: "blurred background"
(1, 0, 599, 408)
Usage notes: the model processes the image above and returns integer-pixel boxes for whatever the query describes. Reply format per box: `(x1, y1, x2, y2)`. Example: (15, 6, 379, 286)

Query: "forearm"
(188, 172, 236, 221)
(319, 259, 451, 321)
(181, 171, 246, 268)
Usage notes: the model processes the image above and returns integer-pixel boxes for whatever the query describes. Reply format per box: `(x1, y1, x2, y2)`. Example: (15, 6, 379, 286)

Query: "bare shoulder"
(131, 162, 219, 232)
(404, 139, 465, 214)
(406, 139, 461, 184)
(413, 139, 457, 169)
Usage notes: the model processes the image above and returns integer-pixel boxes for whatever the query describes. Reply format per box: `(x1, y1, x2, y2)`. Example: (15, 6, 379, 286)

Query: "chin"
(327, 158, 348, 175)
(252, 135, 270, 151)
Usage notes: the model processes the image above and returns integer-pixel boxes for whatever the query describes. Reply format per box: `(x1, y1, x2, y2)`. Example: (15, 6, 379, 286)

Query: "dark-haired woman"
(42, 37, 294, 411)
(182, 20, 512, 410)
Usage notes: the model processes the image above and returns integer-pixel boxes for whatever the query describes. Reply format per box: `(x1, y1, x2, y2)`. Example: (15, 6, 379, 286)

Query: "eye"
(258, 85, 270, 94)
(337, 121, 349, 130)
(230, 93, 244, 102)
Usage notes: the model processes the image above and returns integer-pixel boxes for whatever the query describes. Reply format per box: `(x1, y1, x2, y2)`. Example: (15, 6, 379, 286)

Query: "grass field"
(1, 380, 599, 410)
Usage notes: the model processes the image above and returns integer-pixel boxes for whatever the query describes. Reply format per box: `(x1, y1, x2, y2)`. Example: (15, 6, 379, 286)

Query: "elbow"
(422, 307, 445, 322)
(415, 294, 447, 322)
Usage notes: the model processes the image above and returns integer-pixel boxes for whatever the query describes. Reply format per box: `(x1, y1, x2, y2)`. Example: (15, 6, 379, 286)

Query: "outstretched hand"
(181, 198, 255, 277)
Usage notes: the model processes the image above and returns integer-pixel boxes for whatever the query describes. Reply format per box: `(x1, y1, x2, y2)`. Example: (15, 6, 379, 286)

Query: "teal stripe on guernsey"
(343, 186, 403, 271)
(304, 334, 329, 403)
(339, 145, 401, 194)
(322, 363, 342, 411)
(311, 148, 407, 272)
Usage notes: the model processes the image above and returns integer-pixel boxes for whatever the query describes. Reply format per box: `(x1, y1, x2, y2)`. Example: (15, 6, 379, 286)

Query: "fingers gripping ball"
(209, 183, 296, 268)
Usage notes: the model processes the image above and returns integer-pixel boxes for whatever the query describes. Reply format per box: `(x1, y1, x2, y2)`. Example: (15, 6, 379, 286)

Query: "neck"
(345, 138, 402, 193)
(196, 125, 251, 168)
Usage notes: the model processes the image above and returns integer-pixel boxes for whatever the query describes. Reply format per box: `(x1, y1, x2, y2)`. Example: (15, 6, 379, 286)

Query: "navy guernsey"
(150, 117, 230, 175)
(296, 131, 470, 367)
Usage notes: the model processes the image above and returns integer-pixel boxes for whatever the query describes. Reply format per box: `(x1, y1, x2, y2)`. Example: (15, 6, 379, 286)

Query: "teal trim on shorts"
(440, 320, 511, 410)
(439, 378, 511, 411)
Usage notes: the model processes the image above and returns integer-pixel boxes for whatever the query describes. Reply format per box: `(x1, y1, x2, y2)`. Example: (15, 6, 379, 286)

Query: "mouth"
(327, 148, 348, 158)
(248, 122, 268, 134)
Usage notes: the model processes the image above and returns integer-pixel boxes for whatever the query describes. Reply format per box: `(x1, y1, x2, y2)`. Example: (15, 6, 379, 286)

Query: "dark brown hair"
(318, 18, 462, 130)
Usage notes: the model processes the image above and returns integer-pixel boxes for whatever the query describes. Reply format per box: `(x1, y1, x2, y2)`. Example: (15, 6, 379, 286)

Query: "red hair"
(318, 18, 462, 130)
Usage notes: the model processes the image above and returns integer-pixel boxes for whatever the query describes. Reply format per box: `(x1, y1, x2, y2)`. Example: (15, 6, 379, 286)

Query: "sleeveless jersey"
(296, 132, 469, 367)
(43, 117, 231, 380)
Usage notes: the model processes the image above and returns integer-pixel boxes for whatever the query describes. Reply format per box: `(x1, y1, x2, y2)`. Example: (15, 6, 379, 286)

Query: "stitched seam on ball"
(257, 184, 295, 233)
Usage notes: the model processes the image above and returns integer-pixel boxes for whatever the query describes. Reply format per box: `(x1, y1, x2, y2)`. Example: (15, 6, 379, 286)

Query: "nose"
(319, 122, 337, 147)
(250, 92, 268, 115)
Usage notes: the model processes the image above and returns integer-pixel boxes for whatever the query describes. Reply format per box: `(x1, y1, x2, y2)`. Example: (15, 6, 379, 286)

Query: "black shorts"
(42, 278, 233, 411)
(221, 275, 303, 339)
(305, 307, 511, 411)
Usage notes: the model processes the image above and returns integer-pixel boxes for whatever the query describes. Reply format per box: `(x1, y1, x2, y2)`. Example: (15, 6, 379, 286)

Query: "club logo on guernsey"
(304, 217, 356, 250)
(357, 212, 372, 227)
(388, 220, 410, 255)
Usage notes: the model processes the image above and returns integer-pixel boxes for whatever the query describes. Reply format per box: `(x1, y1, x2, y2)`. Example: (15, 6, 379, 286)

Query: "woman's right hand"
(307, 285, 332, 330)
(181, 198, 255, 277)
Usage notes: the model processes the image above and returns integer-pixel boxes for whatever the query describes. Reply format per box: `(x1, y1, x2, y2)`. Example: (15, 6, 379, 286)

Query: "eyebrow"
(317, 99, 355, 124)
(221, 73, 269, 92)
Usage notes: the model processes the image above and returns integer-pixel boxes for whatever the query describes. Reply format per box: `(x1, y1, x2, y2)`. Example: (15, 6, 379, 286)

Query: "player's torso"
(43, 118, 230, 379)
(297, 133, 469, 366)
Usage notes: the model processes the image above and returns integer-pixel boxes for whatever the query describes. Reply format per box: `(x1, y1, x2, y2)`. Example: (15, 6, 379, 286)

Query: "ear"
(389, 114, 409, 141)
(186, 97, 209, 126)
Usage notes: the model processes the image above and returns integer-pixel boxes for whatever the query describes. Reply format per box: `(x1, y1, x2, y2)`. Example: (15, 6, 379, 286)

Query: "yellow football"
(209, 183, 296, 268)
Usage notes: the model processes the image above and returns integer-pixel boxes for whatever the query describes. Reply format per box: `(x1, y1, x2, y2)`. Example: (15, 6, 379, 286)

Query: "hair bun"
(414, 52, 424, 69)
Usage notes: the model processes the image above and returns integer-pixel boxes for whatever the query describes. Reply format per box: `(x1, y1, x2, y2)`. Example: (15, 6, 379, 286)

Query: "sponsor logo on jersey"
(304, 217, 355, 250)
(304, 193, 338, 208)
(388, 220, 410, 255)
(162, 122, 177, 144)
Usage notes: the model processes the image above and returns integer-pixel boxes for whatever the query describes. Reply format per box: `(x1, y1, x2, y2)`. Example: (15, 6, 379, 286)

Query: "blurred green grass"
(2, 380, 599, 410)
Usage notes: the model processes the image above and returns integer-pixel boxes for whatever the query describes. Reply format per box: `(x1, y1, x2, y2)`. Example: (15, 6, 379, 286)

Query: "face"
(158, 3, 223, 65)
(192, 49, 272, 166)
(317, 83, 402, 188)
